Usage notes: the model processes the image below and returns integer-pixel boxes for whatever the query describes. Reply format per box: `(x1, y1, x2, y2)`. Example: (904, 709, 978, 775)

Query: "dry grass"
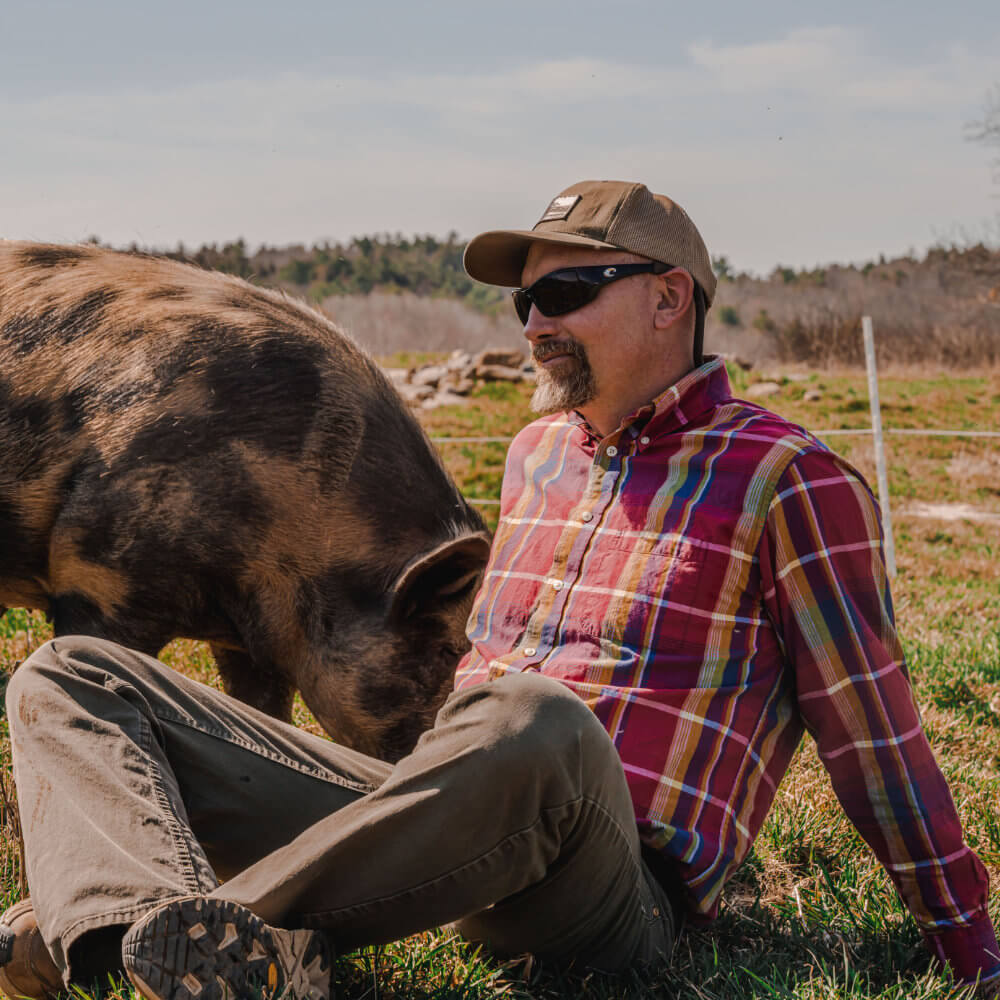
(320, 293, 523, 357)
(273, 243, 1000, 370)
(708, 245, 1000, 367)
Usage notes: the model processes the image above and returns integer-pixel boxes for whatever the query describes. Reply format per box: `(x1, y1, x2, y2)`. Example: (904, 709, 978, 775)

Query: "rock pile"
(743, 373, 826, 403)
(384, 348, 536, 410)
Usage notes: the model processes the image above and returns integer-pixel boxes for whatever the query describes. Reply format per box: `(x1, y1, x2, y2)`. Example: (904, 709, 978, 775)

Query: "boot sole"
(121, 897, 330, 1000)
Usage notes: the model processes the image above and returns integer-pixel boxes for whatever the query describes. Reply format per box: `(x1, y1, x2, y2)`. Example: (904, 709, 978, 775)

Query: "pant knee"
(24, 635, 158, 684)
(6, 636, 154, 740)
(439, 671, 614, 774)
(5, 639, 65, 726)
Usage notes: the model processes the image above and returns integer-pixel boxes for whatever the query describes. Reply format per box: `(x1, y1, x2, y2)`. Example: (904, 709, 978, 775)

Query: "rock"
(475, 363, 526, 382)
(474, 348, 525, 369)
(422, 391, 471, 410)
(720, 353, 753, 371)
(411, 365, 449, 388)
(745, 381, 782, 399)
(396, 382, 436, 406)
(803, 389, 823, 402)
(446, 350, 473, 372)
(439, 371, 476, 395)
(382, 368, 409, 384)
(784, 373, 810, 383)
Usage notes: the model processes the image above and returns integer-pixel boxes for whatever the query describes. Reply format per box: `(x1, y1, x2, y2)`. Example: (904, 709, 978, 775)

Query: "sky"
(1, 0, 998, 275)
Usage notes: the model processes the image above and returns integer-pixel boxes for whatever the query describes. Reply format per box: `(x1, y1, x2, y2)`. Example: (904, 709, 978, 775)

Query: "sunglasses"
(512, 261, 674, 325)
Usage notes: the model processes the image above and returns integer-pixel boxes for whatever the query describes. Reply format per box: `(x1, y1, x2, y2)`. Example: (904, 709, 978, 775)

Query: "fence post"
(862, 316, 897, 579)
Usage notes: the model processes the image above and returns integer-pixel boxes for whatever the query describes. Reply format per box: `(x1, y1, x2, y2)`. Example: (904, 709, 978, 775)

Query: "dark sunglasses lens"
(512, 290, 532, 324)
(533, 273, 598, 317)
(513, 275, 599, 325)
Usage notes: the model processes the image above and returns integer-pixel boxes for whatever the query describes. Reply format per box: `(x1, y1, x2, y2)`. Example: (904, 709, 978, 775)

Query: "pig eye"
(440, 575, 478, 603)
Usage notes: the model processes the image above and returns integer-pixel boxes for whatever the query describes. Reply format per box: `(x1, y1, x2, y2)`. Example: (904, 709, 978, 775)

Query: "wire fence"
(434, 427, 1000, 506)
(433, 317, 998, 574)
(432, 429, 1000, 443)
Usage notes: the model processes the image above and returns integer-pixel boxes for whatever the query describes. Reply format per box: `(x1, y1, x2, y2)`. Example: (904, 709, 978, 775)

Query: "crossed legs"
(5, 636, 675, 986)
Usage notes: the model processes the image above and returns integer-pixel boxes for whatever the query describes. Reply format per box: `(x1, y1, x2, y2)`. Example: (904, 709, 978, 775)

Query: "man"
(1, 180, 997, 1000)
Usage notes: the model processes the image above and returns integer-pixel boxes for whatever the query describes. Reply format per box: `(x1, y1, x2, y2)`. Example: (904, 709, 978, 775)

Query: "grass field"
(1, 362, 999, 999)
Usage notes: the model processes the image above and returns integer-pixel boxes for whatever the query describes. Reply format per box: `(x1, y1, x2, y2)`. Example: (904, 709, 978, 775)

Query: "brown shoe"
(0, 898, 63, 1000)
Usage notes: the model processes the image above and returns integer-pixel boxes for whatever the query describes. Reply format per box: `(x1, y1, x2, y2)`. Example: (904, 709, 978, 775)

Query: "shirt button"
(606, 446, 618, 457)
(550, 579, 563, 591)
(581, 511, 593, 522)
(640, 436, 650, 445)
(523, 647, 537, 657)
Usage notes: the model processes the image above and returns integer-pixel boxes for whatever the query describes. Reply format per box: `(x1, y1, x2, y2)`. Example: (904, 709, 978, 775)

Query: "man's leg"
(8, 636, 676, 987)
(214, 668, 677, 971)
(4, 636, 390, 983)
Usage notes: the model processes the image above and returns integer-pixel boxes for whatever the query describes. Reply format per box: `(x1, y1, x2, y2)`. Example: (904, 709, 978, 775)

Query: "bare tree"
(967, 84, 1000, 189)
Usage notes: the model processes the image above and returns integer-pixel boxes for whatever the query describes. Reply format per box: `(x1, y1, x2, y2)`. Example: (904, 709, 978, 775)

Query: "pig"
(0, 241, 491, 762)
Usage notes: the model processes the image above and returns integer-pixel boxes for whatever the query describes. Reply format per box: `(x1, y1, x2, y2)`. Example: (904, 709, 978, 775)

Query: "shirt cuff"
(923, 914, 1000, 984)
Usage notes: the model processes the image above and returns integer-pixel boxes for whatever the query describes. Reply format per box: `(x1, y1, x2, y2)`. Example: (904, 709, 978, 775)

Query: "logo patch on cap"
(538, 194, 581, 223)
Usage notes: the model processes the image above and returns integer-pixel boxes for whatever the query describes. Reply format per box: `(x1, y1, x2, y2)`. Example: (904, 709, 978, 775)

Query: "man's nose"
(522, 304, 558, 343)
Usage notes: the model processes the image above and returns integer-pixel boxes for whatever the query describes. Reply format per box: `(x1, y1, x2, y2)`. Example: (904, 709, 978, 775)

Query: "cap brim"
(463, 229, 620, 287)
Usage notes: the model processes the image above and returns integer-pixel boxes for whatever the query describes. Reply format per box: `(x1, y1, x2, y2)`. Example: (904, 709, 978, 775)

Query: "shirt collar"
(568, 356, 733, 443)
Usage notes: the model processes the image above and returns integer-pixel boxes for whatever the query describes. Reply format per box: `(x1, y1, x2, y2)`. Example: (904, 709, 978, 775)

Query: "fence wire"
(438, 427, 1000, 505)
(432, 429, 1000, 444)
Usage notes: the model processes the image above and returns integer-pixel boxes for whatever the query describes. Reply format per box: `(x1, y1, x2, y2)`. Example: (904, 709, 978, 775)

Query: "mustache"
(532, 339, 587, 364)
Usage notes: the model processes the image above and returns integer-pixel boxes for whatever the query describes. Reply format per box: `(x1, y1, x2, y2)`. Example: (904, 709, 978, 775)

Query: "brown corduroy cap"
(463, 179, 717, 306)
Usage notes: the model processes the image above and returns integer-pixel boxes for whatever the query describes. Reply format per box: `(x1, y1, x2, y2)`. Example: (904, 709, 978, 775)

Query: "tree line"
(161, 233, 509, 315)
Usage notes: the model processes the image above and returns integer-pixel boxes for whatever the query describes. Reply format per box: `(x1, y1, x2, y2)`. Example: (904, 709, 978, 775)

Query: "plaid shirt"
(454, 357, 998, 983)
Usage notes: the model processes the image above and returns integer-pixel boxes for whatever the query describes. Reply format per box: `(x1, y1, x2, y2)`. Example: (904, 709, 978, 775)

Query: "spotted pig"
(0, 241, 491, 762)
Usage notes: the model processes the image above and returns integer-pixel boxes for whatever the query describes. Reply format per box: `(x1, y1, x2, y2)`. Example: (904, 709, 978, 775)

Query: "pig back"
(0, 240, 485, 655)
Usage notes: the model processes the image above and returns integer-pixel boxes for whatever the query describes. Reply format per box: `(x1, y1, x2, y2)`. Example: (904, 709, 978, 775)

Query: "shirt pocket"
(594, 532, 711, 654)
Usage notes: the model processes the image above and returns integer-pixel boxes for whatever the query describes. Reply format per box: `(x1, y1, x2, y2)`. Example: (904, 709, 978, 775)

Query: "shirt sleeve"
(759, 446, 999, 985)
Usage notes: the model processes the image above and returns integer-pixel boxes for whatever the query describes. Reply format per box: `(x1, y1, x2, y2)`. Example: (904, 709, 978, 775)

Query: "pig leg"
(210, 645, 295, 724)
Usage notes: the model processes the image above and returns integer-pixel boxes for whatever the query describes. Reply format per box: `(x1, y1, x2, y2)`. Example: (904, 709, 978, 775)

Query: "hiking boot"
(0, 898, 64, 1000)
(121, 896, 330, 1000)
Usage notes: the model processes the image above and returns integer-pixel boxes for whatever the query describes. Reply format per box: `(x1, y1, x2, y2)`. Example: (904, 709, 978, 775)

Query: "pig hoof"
(122, 896, 331, 1000)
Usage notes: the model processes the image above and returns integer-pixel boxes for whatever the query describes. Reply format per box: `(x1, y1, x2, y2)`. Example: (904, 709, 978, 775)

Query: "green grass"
(1, 363, 999, 998)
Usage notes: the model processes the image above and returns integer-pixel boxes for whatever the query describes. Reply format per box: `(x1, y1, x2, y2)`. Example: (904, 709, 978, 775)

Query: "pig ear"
(389, 532, 491, 623)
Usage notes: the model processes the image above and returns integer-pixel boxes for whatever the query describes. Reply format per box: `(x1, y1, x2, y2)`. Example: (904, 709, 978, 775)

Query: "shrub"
(712, 255, 733, 280)
(719, 306, 742, 327)
(753, 309, 777, 333)
(279, 259, 315, 285)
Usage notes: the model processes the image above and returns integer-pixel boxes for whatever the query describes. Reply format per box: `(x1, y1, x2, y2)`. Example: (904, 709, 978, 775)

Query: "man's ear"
(653, 268, 694, 330)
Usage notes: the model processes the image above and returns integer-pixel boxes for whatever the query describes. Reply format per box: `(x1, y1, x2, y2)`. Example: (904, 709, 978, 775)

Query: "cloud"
(840, 42, 996, 110)
(4, 26, 994, 156)
(687, 28, 997, 112)
(688, 27, 854, 93)
(1, 26, 996, 270)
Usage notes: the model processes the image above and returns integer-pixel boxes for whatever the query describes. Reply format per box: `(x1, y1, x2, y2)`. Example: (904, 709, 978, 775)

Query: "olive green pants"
(5, 636, 677, 984)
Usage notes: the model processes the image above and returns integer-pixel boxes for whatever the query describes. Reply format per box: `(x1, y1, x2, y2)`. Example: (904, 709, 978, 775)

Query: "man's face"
(519, 243, 665, 422)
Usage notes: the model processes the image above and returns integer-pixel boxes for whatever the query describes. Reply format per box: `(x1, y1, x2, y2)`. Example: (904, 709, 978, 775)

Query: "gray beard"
(529, 340, 598, 416)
